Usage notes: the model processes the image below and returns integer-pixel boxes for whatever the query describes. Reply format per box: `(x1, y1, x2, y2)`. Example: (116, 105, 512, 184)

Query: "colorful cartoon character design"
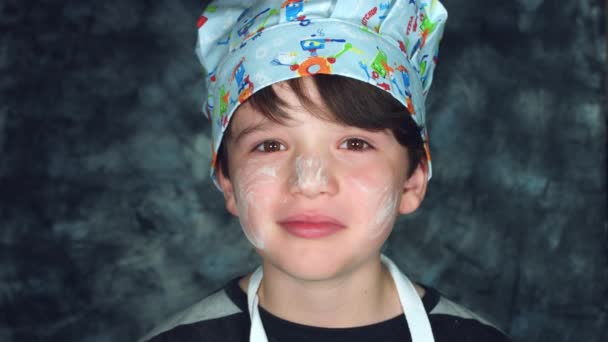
(367, 48, 394, 91)
(214, 85, 230, 129)
(418, 53, 430, 86)
(197, 4, 217, 28)
(207, 67, 217, 83)
(419, 12, 440, 48)
(400, 5, 440, 58)
(408, 38, 422, 58)
(210, 85, 230, 133)
(396, 65, 415, 114)
(217, 33, 231, 45)
(396, 65, 411, 89)
(205, 68, 218, 120)
(361, 2, 390, 32)
(398, 40, 408, 56)
(358, 48, 414, 112)
(300, 37, 345, 56)
(370, 49, 393, 78)
(361, 6, 378, 27)
(236, 7, 279, 44)
(197, 15, 208, 28)
(272, 34, 359, 76)
(230, 58, 254, 104)
(282, 0, 310, 26)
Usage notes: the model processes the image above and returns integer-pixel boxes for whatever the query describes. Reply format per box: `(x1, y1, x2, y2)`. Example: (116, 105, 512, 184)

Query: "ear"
(398, 161, 429, 215)
(216, 167, 240, 217)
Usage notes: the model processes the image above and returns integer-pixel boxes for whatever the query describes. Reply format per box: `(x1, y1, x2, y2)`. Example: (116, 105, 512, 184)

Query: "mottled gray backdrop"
(1, 0, 606, 341)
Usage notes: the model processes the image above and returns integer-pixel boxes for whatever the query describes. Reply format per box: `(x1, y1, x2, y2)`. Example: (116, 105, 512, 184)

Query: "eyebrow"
(231, 120, 275, 145)
(231, 119, 393, 145)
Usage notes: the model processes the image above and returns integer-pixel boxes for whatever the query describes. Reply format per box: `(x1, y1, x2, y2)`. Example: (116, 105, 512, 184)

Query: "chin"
(263, 247, 358, 281)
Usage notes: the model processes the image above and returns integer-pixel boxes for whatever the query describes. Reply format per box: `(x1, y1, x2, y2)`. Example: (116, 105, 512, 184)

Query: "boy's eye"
(255, 140, 286, 152)
(340, 138, 372, 151)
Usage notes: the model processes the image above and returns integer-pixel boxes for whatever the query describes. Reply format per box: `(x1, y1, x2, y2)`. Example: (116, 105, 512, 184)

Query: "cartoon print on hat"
(230, 57, 255, 104)
(282, 0, 312, 26)
(195, 0, 447, 188)
(360, 1, 392, 33)
(271, 31, 362, 77)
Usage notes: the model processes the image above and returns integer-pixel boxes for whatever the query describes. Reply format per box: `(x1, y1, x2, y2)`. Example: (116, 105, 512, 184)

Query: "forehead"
(228, 78, 332, 135)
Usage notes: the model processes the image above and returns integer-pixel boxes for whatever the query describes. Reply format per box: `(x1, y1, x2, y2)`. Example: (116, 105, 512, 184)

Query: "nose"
(288, 155, 338, 198)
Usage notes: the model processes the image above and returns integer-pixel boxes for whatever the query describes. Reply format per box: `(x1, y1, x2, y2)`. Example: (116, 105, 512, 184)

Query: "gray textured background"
(1, 0, 606, 341)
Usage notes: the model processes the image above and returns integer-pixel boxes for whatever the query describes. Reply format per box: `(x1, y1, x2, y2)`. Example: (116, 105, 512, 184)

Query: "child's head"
(195, 0, 447, 276)
(214, 75, 430, 278)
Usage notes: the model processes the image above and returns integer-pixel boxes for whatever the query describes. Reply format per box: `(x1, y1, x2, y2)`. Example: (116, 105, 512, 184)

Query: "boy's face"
(217, 78, 428, 281)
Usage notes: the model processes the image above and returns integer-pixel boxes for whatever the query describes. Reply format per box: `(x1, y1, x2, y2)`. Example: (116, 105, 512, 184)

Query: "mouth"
(277, 214, 346, 239)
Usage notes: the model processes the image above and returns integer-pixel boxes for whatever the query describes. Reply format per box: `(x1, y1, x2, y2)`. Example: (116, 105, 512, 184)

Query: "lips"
(278, 214, 346, 239)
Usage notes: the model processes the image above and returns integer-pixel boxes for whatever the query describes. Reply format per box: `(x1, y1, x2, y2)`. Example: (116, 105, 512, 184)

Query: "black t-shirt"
(142, 276, 511, 342)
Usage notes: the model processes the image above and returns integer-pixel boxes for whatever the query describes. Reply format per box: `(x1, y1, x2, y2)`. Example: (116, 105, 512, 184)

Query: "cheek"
(344, 169, 401, 240)
(370, 187, 400, 238)
(232, 164, 282, 250)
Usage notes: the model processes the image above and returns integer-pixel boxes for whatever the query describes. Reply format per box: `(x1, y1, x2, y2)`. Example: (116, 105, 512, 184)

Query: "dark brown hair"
(217, 74, 426, 179)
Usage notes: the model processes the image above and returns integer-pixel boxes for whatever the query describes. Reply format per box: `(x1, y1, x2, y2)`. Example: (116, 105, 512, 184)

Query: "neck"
(242, 254, 405, 328)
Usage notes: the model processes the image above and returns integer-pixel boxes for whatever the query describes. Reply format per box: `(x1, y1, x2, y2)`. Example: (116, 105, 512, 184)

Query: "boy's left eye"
(340, 138, 372, 151)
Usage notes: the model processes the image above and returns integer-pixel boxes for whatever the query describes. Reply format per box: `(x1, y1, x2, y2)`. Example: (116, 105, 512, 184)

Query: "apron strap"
(381, 254, 435, 342)
(247, 266, 268, 341)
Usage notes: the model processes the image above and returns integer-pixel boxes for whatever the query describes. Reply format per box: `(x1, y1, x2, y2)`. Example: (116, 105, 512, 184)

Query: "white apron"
(246, 254, 435, 342)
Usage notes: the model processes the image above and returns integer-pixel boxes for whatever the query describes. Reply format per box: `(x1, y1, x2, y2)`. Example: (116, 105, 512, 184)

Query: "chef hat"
(195, 0, 447, 186)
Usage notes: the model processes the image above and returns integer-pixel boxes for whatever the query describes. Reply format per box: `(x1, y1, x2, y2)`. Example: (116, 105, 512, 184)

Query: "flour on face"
(258, 166, 277, 177)
(371, 186, 399, 238)
(351, 177, 400, 240)
(291, 156, 328, 192)
(234, 165, 279, 250)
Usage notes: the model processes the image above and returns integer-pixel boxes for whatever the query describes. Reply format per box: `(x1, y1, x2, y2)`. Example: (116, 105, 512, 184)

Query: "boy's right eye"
(254, 140, 286, 153)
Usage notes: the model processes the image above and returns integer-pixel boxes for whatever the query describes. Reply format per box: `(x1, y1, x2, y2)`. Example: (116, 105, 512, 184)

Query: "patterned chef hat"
(195, 0, 447, 186)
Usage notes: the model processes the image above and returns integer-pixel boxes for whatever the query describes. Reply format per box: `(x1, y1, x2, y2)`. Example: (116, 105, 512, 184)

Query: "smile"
(278, 214, 346, 239)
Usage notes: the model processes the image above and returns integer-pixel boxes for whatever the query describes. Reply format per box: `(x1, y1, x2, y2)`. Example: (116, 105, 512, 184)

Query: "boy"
(141, 1, 511, 341)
